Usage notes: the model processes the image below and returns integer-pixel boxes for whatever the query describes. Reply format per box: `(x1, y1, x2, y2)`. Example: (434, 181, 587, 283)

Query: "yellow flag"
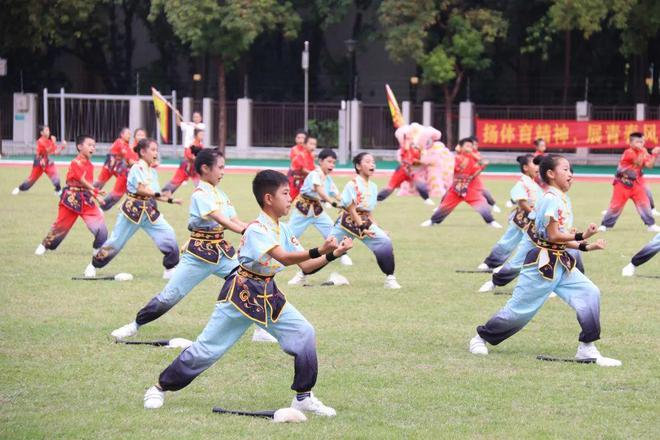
(385, 84, 404, 129)
(151, 87, 170, 143)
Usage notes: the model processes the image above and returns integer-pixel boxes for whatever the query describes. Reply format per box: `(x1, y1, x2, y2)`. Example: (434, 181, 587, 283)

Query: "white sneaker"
(601, 210, 607, 216)
(162, 267, 176, 279)
(647, 224, 660, 232)
(144, 386, 165, 409)
(478, 280, 495, 292)
(55, 190, 61, 197)
(326, 272, 349, 286)
(653, 208, 660, 217)
(420, 219, 433, 227)
(492, 204, 502, 213)
(489, 221, 503, 229)
(339, 254, 353, 266)
(505, 200, 514, 208)
(11, 187, 19, 195)
(84, 263, 96, 278)
(621, 262, 635, 277)
(597, 225, 607, 232)
(35, 244, 46, 256)
(476, 262, 490, 271)
(111, 321, 138, 340)
(424, 198, 435, 206)
(469, 335, 488, 355)
(288, 271, 307, 285)
(575, 342, 622, 367)
(384, 275, 401, 289)
(548, 292, 557, 298)
(492, 265, 503, 274)
(251, 327, 278, 343)
(290, 392, 336, 417)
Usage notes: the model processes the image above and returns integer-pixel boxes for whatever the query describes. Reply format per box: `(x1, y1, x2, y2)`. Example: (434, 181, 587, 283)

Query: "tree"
(150, 0, 301, 152)
(379, 1, 507, 147)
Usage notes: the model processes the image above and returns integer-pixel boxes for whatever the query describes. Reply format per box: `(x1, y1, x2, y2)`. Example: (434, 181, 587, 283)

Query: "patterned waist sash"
(217, 266, 286, 325)
(294, 194, 324, 217)
(184, 229, 236, 263)
(511, 207, 532, 230)
(524, 224, 575, 280)
(338, 209, 372, 238)
(452, 174, 474, 197)
(121, 193, 160, 223)
(60, 186, 94, 213)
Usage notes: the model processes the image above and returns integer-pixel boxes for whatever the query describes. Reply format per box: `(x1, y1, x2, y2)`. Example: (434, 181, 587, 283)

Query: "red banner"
(475, 119, 660, 149)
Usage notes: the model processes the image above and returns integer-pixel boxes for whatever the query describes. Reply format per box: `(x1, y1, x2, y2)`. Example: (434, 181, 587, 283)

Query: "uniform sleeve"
(341, 182, 357, 207)
(509, 182, 527, 202)
(282, 224, 304, 252)
(243, 224, 279, 256)
(36, 139, 47, 156)
(291, 154, 304, 171)
(224, 198, 238, 218)
(542, 195, 562, 223)
(619, 149, 637, 169)
(191, 191, 216, 218)
(68, 160, 84, 182)
(128, 164, 147, 188)
(327, 176, 339, 197)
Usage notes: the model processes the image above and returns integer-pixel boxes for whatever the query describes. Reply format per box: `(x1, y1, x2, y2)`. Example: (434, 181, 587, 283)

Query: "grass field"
(1, 165, 659, 439)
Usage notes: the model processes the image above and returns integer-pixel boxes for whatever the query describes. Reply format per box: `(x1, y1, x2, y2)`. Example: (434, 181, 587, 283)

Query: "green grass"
(0, 167, 658, 439)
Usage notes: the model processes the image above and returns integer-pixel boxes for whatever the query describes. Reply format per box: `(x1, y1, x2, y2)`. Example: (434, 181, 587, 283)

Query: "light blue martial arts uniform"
(478, 186, 602, 345)
(92, 159, 179, 270)
(331, 175, 395, 275)
(287, 167, 339, 239)
(158, 211, 319, 393)
(132, 180, 241, 327)
(482, 175, 544, 268)
(630, 232, 660, 267)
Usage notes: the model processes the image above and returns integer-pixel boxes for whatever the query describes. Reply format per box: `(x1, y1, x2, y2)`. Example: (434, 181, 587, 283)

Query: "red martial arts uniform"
(18, 137, 62, 192)
(162, 140, 202, 193)
(96, 138, 130, 188)
(601, 147, 656, 228)
(288, 144, 314, 199)
(42, 154, 108, 250)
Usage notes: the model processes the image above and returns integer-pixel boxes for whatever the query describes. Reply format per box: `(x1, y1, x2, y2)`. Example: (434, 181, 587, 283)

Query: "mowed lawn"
(0, 164, 658, 439)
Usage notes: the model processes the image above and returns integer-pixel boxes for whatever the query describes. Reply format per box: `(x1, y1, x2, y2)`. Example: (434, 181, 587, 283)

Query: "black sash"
(185, 229, 236, 264)
(121, 193, 160, 223)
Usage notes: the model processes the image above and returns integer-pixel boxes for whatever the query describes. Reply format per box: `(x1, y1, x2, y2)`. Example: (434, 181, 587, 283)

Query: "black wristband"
(325, 252, 338, 262)
(331, 201, 338, 208)
(574, 232, 584, 241)
(578, 242, 589, 252)
(167, 198, 174, 204)
(309, 247, 321, 259)
(154, 192, 161, 198)
(240, 228, 246, 235)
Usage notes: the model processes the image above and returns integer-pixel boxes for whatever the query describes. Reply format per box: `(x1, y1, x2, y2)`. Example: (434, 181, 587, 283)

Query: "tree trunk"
(562, 29, 571, 105)
(216, 57, 227, 154)
(442, 72, 464, 149)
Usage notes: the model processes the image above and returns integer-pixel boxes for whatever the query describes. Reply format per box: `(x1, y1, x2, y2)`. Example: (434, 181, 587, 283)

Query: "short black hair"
(516, 154, 534, 173)
(193, 128, 204, 137)
(352, 152, 372, 173)
(134, 138, 157, 155)
(458, 137, 473, 146)
(76, 134, 94, 150)
(629, 131, 643, 140)
(194, 148, 223, 174)
(295, 128, 308, 136)
(534, 138, 545, 146)
(539, 154, 566, 185)
(38, 124, 48, 136)
(119, 127, 130, 136)
(318, 148, 337, 161)
(532, 154, 544, 165)
(134, 128, 147, 137)
(252, 169, 289, 208)
(470, 136, 479, 142)
(305, 135, 316, 144)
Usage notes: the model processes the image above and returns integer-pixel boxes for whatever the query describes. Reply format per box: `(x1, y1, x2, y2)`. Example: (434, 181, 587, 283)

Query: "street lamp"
(344, 39, 357, 100)
(409, 76, 419, 104)
(301, 41, 310, 131)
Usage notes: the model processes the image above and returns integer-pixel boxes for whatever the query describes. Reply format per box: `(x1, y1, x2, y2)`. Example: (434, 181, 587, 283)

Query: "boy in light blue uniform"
(143, 169, 353, 415)
(330, 153, 401, 289)
(110, 149, 250, 340)
(85, 138, 181, 279)
(470, 154, 621, 367)
(622, 232, 660, 276)
(288, 148, 352, 285)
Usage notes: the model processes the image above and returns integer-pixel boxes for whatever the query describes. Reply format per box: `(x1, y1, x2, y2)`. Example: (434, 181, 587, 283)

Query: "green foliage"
(307, 118, 339, 148)
(420, 46, 456, 85)
(377, 0, 437, 64)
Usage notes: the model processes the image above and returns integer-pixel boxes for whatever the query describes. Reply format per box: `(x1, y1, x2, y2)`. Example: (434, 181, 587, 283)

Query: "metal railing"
(591, 106, 636, 120)
(0, 94, 11, 140)
(251, 102, 339, 147)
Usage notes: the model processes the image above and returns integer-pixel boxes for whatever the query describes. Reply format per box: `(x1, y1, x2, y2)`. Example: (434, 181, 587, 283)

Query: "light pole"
(344, 39, 356, 100)
(302, 41, 310, 132)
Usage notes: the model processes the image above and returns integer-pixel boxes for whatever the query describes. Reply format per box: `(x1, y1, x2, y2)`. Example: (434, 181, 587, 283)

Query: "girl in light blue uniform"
(470, 154, 621, 367)
(110, 149, 248, 340)
(479, 155, 543, 271)
(330, 153, 401, 289)
(86, 138, 181, 279)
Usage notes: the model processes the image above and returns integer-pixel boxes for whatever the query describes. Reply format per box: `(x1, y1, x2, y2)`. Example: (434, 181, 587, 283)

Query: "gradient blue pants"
(331, 222, 395, 275)
(158, 301, 318, 393)
(631, 233, 660, 267)
(93, 213, 179, 269)
(288, 209, 334, 239)
(483, 222, 524, 268)
(478, 263, 601, 344)
(135, 252, 239, 327)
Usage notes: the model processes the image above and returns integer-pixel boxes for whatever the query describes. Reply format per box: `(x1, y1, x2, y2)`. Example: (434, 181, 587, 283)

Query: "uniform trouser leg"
(136, 254, 237, 326)
(162, 165, 188, 194)
(482, 188, 496, 206)
(18, 166, 44, 191)
(631, 233, 660, 267)
(414, 180, 430, 200)
(361, 225, 395, 275)
(377, 167, 408, 201)
(483, 224, 522, 268)
(102, 174, 127, 211)
(312, 212, 335, 238)
(553, 269, 601, 343)
(287, 210, 311, 239)
(94, 166, 114, 189)
(630, 183, 654, 226)
(430, 190, 462, 224)
(79, 204, 108, 249)
(158, 302, 317, 393)
(44, 163, 61, 191)
(465, 189, 495, 223)
(601, 183, 629, 228)
(646, 186, 656, 210)
(42, 205, 79, 250)
(92, 214, 140, 268)
(142, 216, 180, 269)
